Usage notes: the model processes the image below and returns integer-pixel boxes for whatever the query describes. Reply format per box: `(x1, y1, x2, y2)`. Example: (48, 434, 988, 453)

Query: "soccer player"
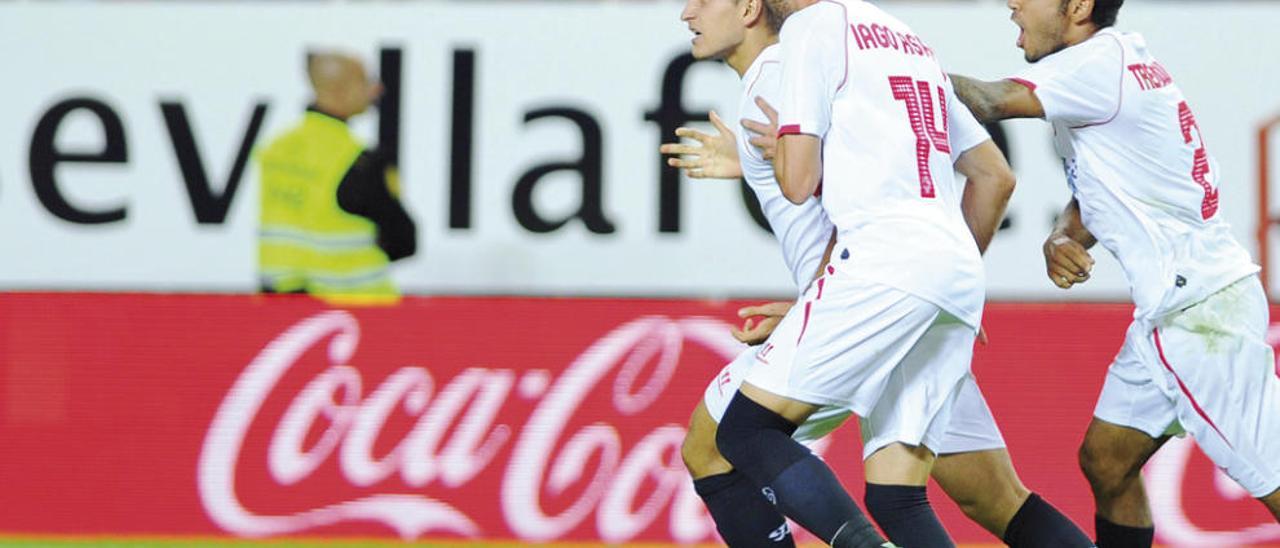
(948, 0, 1280, 545)
(662, 0, 1092, 546)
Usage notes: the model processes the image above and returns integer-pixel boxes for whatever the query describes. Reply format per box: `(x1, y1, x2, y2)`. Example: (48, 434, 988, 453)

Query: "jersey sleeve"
(775, 3, 847, 138)
(1013, 33, 1125, 126)
(945, 82, 990, 157)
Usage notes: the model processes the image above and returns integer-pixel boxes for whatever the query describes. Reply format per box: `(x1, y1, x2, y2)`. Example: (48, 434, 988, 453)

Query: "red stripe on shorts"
(796, 301, 813, 345)
(1152, 328, 1234, 449)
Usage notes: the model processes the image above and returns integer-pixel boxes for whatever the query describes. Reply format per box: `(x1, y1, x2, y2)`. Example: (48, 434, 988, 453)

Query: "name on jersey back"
(851, 23, 936, 60)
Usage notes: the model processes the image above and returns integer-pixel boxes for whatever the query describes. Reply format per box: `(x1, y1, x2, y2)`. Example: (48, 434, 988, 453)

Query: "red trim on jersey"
(818, 0, 851, 93)
(1008, 77, 1038, 91)
(796, 301, 813, 345)
(816, 277, 826, 300)
(778, 124, 803, 137)
(1152, 328, 1234, 449)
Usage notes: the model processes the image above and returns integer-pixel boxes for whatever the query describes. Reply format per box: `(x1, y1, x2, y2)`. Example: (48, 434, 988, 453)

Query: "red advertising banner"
(0, 294, 1277, 545)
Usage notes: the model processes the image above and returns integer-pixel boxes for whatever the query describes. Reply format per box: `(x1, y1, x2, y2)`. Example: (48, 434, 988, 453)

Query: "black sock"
(864, 483, 955, 548)
(1095, 515, 1153, 548)
(716, 393, 887, 547)
(694, 471, 795, 547)
(772, 456, 886, 547)
(1001, 493, 1093, 547)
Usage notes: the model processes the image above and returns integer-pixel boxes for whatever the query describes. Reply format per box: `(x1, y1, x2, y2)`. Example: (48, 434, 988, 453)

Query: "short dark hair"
(1091, 0, 1123, 28)
(760, 0, 785, 34)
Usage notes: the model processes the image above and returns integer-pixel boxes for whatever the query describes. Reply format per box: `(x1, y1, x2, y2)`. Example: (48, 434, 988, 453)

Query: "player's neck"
(726, 32, 779, 77)
(1062, 22, 1101, 49)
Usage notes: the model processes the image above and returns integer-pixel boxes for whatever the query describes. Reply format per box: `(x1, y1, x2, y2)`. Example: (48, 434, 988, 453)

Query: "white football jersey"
(1015, 28, 1258, 321)
(740, 44, 991, 296)
(774, 0, 986, 329)
(738, 44, 833, 292)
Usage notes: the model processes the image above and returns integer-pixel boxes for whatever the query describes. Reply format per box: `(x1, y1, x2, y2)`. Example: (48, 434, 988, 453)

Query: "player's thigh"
(864, 441, 936, 486)
(859, 313, 974, 461)
(930, 374, 1024, 515)
(1153, 278, 1280, 497)
(933, 449, 1027, 510)
(683, 401, 732, 479)
(933, 373, 1006, 455)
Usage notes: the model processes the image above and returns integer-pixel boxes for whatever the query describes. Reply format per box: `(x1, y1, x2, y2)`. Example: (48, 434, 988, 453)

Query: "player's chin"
(690, 46, 717, 61)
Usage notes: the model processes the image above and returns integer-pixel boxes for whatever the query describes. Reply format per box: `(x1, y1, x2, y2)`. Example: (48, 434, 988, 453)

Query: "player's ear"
(1066, 0, 1095, 26)
(742, 0, 764, 26)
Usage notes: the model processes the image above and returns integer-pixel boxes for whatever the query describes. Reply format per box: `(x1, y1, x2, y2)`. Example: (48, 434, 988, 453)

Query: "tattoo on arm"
(950, 75, 1003, 123)
(950, 74, 1042, 123)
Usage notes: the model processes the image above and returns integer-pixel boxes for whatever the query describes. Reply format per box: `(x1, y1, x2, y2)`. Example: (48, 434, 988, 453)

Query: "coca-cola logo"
(198, 310, 747, 541)
(195, 309, 1280, 543)
(1146, 437, 1280, 545)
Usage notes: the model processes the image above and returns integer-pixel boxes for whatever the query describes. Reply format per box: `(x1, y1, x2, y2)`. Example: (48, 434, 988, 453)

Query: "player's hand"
(741, 96, 779, 160)
(658, 110, 742, 179)
(731, 301, 793, 345)
(1043, 234, 1094, 289)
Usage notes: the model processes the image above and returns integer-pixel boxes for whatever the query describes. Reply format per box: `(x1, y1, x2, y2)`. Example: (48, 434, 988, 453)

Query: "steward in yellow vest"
(258, 52, 416, 305)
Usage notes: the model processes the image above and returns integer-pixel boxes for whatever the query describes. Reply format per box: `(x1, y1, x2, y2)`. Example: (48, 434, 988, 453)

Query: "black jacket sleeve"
(335, 151, 418, 261)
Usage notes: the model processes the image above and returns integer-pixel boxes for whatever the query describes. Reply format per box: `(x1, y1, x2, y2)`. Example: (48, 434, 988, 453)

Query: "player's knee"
(950, 492, 986, 522)
(948, 484, 1020, 532)
(1078, 439, 1130, 495)
(1077, 440, 1103, 481)
(680, 424, 723, 477)
(715, 392, 798, 469)
(714, 406, 752, 466)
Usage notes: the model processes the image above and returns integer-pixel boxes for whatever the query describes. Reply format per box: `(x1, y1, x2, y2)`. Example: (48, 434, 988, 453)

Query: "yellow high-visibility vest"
(257, 111, 398, 304)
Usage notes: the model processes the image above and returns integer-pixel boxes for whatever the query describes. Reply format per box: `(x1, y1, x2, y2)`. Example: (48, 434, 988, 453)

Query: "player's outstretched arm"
(1044, 199, 1097, 289)
(658, 111, 743, 180)
(955, 140, 1016, 255)
(949, 74, 1044, 123)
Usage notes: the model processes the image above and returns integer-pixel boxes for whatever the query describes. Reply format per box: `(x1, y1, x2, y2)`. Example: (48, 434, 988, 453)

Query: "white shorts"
(703, 345, 854, 443)
(705, 266, 1003, 459)
(703, 349, 1005, 456)
(1094, 275, 1280, 497)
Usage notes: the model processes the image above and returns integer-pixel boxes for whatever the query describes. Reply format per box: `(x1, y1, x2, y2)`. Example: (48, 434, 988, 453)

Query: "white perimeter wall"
(2, 2, 1279, 299)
